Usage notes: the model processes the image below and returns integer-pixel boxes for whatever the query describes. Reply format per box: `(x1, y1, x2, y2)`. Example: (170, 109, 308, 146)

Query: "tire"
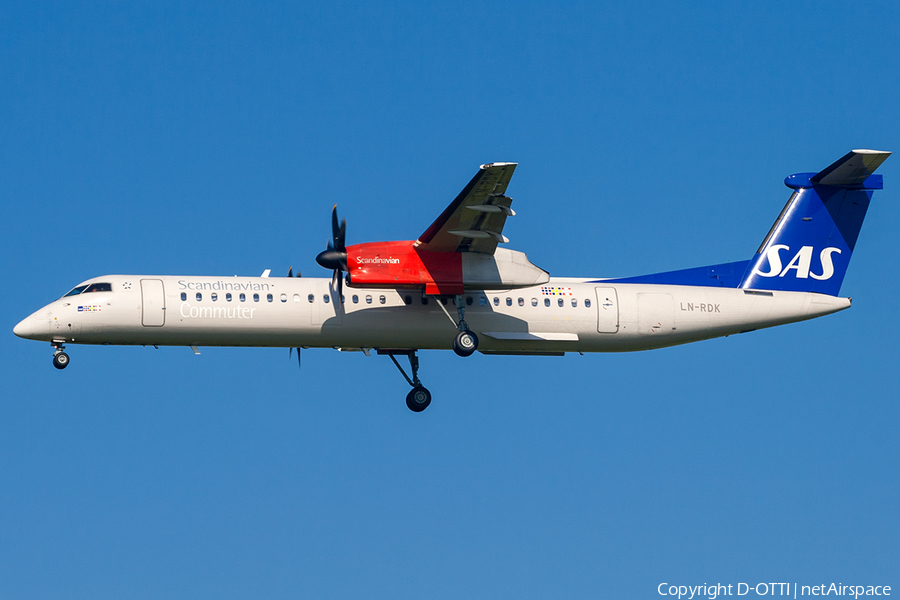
(406, 386, 432, 412)
(53, 352, 70, 370)
(452, 330, 478, 357)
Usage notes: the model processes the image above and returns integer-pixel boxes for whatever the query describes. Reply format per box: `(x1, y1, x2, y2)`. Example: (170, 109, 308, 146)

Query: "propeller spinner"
(315, 205, 348, 300)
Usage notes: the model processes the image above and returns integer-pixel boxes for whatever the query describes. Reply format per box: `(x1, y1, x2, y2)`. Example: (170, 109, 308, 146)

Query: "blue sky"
(1, 1, 898, 598)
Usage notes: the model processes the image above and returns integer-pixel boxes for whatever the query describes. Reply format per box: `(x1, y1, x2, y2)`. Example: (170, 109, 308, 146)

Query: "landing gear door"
(141, 279, 166, 327)
(595, 287, 618, 333)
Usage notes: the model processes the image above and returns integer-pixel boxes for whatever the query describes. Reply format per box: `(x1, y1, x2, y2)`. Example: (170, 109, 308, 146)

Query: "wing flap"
(481, 332, 579, 341)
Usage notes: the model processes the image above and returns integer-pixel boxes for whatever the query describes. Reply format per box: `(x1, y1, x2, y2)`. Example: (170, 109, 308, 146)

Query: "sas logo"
(752, 245, 841, 280)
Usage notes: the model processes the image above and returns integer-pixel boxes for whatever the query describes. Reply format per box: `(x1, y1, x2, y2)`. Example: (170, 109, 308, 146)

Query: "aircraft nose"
(13, 316, 34, 339)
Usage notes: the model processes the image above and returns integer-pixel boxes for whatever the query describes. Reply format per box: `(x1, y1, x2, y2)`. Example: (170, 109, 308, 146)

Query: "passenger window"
(558, 298, 564, 307)
(466, 296, 473, 306)
(518, 298, 524, 307)
(63, 285, 88, 297)
(404, 295, 412, 305)
(585, 299, 591, 308)
(531, 298, 538, 307)
(267, 293, 273, 302)
(493, 297, 500, 306)
(293, 294, 300, 303)
(280, 293, 287, 303)
(421, 297, 428, 305)
(571, 299, 577, 307)
(324, 294, 330, 303)
(544, 298, 550, 307)
(379, 295, 386, 304)
(253, 293, 259, 302)
(366, 295, 372, 304)
(479, 296, 487, 306)
(240, 293, 246, 302)
(181, 292, 187, 301)
(352, 295, 359, 304)
(308, 294, 314, 303)
(211, 293, 218, 302)
(506, 297, 512, 306)
(196, 293, 202, 301)
(226, 293, 232, 302)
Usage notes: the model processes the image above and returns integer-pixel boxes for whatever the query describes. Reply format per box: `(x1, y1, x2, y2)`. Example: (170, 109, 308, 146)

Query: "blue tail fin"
(738, 149, 891, 296)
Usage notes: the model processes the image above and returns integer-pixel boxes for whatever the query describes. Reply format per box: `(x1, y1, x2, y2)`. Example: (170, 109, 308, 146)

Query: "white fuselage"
(14, 275, 851, 354)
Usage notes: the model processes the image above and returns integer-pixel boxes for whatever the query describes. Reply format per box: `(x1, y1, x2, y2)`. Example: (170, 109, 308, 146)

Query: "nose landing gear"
(51, 342, 70, 370)
(381, 349, 432, 412)
(406, 385, 432, 412)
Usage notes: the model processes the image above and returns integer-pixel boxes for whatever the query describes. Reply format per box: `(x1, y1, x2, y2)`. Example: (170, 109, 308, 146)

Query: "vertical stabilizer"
(739, 150, 890, 296)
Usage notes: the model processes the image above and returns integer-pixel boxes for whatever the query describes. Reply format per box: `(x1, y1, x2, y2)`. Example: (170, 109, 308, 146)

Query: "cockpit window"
(84, 283, 112, 293)
(63, 285, 89, 297)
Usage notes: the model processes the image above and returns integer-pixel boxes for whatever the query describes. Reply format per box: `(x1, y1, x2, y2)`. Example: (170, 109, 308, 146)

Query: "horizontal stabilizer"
(810, 149, 891, 187)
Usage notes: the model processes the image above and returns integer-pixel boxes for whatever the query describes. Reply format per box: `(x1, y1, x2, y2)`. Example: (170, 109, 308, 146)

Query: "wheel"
(453, 330, 478, 357)
(52, 352, 70, 370)
(406, 386, 432, 412)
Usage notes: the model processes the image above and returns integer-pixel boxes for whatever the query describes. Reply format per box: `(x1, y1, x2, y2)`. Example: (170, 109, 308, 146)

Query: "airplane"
(13, 149, 890, 412)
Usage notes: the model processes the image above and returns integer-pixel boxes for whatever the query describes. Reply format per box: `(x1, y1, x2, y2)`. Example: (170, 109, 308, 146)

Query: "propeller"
(315, 205, 348, 301)
(288, 266, 300, 367)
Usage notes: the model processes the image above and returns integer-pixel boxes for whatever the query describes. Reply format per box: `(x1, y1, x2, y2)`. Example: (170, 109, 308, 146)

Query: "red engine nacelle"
(346, 241, 464, 295)
(344, 241, 550, 295)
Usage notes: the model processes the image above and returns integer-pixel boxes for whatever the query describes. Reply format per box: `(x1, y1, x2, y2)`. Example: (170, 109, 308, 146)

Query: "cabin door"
(595, 287, 619, 333)
(141, 279, 166, 326)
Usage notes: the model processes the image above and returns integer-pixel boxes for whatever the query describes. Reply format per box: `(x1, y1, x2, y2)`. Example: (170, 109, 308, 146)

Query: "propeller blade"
(317, 207, 349, 273)
(289, 347, 301, 369)
(331, 205, 347, 253)
(335, 219, 347, 253)
(288, 266, 293, 278)
(337, 272, 343, 307)
(331, 204, 338, 236)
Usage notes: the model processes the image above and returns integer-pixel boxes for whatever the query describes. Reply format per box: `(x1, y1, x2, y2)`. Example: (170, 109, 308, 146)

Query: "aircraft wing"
(415, 162, 518, 254)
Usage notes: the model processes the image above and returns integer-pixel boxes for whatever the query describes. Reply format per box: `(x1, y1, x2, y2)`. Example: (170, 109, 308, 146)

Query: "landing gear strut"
(430, 294, 480, 357)
(51, 342, 70, 370)
(452, 295, 478, 357)
(381, 349, 431, 412)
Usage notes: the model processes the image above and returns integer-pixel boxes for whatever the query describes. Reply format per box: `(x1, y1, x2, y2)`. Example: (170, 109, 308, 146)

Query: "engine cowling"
(346, 241, 549, 295)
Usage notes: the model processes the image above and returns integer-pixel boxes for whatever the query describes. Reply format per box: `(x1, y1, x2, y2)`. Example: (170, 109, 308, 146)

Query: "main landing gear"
(426, 294, 477, 357)
(453, 330, 478, 357)
(51, 342, 70, 370)
(427, 294, 480, 357)
(381, 349, 432, 412)
(452, 294, 478, 357)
